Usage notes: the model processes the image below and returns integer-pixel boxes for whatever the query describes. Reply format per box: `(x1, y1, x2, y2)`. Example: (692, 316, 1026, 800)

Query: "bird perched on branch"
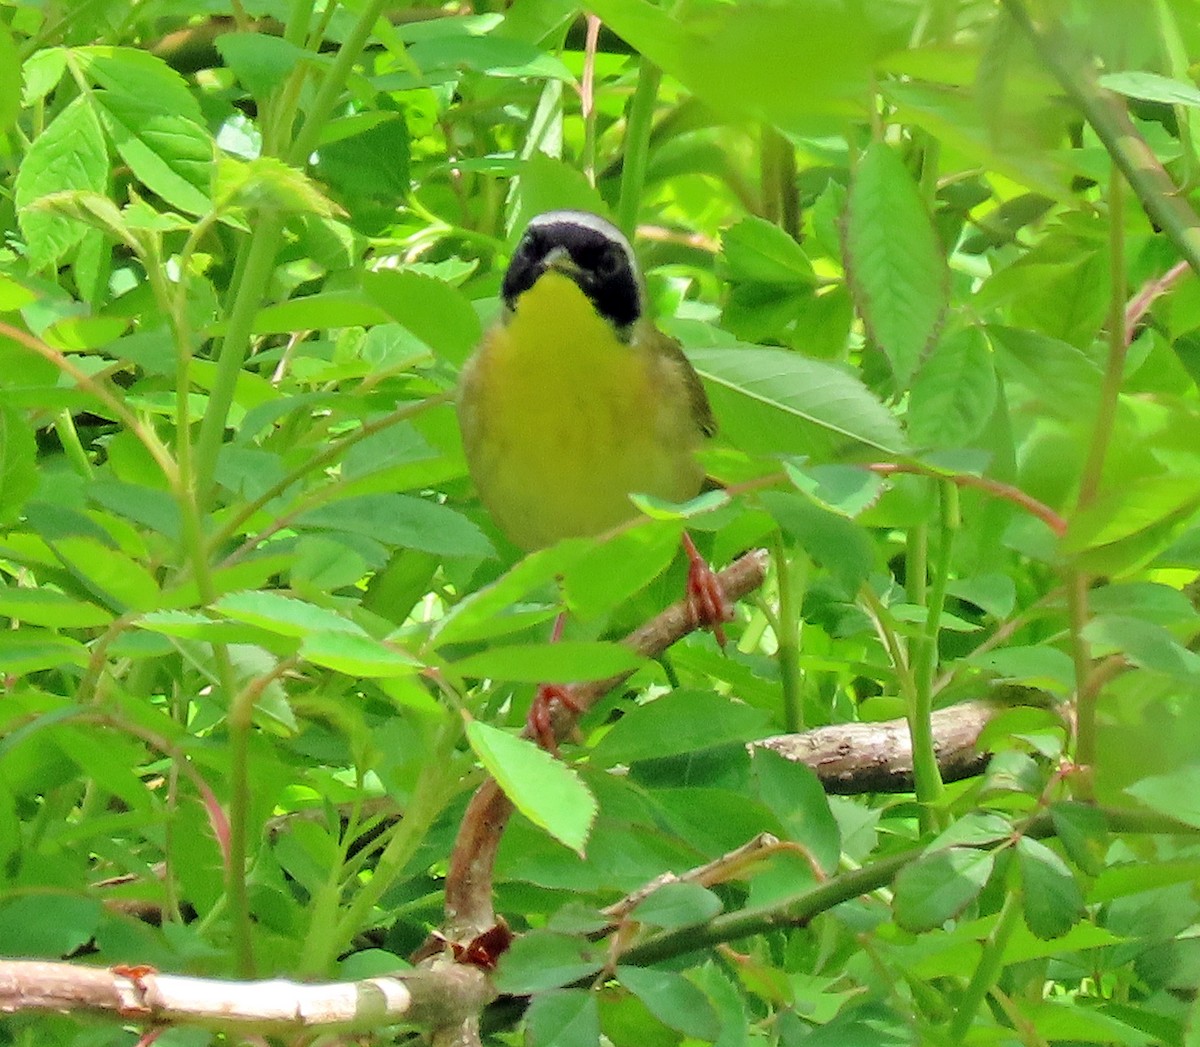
(457, 209, 732, 746)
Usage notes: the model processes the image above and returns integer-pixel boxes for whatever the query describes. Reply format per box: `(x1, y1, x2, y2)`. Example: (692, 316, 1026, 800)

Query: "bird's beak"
(542, 246, 582, 277)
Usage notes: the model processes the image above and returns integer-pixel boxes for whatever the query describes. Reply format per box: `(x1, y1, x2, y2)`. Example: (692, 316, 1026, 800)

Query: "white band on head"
(526, 210, 639, 277)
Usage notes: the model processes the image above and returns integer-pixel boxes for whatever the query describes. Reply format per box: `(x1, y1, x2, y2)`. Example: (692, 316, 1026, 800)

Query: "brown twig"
(442, 549, 770, 940)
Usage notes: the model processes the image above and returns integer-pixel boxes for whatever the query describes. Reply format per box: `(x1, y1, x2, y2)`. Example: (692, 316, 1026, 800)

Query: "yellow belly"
(458, 273, 703, 549)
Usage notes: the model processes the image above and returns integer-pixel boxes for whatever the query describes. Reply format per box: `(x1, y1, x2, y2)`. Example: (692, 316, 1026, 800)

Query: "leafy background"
(3, 0, 1200, 1044)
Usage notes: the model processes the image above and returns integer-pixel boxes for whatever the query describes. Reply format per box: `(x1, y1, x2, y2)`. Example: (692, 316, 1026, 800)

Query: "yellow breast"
(457, 273, 704, 549)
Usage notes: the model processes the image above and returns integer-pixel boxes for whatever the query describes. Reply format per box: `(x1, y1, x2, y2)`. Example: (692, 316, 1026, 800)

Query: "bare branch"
(755, 699, 1005, 794)
(0, 960, 492, 1035)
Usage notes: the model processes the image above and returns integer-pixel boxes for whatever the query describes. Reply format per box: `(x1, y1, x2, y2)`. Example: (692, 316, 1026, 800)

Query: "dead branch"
(756, 699, 1000, 794)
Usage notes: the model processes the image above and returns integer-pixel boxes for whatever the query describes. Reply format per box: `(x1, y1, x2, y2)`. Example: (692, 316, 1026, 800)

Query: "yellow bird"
(456, 210, 731, 743)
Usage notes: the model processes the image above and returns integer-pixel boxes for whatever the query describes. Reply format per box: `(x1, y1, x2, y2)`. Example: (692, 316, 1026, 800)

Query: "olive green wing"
(638, 322, 718, 439)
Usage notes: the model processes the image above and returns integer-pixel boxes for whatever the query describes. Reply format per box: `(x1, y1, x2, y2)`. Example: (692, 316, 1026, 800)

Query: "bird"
(456, 209, 732, 746)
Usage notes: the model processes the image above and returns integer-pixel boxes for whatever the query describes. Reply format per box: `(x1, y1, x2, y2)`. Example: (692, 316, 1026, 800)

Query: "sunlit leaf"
(466, 721, 597, 853)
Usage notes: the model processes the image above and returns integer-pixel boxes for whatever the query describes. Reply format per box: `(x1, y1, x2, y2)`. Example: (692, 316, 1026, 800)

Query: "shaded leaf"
(590, 689, 770, 767)
(1018, 837, 1084, 939)
(493, 930, 604, 994)
(526, 989, 601, 1047)
(616, 965, 720, 1041)
(893, 846, 994, 932)
(631, 882, 723, 930)
(1126, 764, 1200, 829)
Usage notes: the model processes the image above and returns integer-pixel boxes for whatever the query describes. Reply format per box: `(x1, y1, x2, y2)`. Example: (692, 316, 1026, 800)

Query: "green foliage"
(2, 1, 1200, 1046)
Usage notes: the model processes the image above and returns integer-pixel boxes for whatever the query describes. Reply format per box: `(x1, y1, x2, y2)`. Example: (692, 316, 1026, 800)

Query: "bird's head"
(501, 210, 643, 333)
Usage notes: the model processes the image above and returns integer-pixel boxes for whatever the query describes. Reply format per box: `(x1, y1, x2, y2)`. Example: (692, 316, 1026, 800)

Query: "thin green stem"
(192, 212, 285, 507)
(906, 522, 928, 605)
(1066, 571, 1096, 800)
(301, 718, 462, 975)
(910, 482, 956, 829)
(770, 531, 805, 732)
(761, 125, 800, 236)
(0, 321, 177, 484)
(283, 0, 315, 47)
(623, 849, 916, 966)
(53, 410, 94, 479)
(616, 59, 662, 237)
(1002, 0, 1200, 277)
(288, 0, 393, 166)
(859, 585, 919, 709)
(1079, 166, 1128, 506)
(949, 893, 1022, 1041)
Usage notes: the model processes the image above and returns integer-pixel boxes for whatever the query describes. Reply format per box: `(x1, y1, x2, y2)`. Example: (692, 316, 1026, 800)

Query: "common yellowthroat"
(457, 210, 731, 742)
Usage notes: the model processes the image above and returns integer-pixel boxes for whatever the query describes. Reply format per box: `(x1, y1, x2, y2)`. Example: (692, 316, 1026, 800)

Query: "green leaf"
(0, 588, 113, 629)
(296, 494, 494, 558)
(1062, 476, 1200, 554)
(1018, 837, 1084, 939)
(0, 404, 37, 525)
(907, 327, 997, 448)
(722, 216, 815, 285)
(249, 290, 391, 333)
(493, 930, 604, 994)
(0, 24, 20, 136)
(688, 346, 908, 456)
(928, 811, 1014, 851)
(299, 631, 423, 678)
(759, 490, 877, 593)
(213, 590, 364, 639)
(966, 644, 1076, 692)
(139, 609, 253, 642)
(631, 882, 723, 930)
(26, 190, 138, 253)
(90, 90, 213, 215)
(454, 641, 643, 683)
(317, 113, 411, 203)
(0, 896, 103, 956)
(783, 461, 885, 518)
(1050, 802, 1107, 877)
(215, 155, 340, 217)
(843, 142, 948, 387)
(362, 269, 482, 366)
(1126, 764, 1200, 828)
(1082, 614, 1200, 681)
(616, 966, 720, 1041)
(1091, 859, 1200, 903)
(409, 34, 574, 81)
(525, 989, 601, 1047)
(215, 31, 311, 99)
(74, 46, 204, 124)
(14, 96, 109, 269)
(0, 631, 89, 676)
(892, 846, 994, 932)
(591, 689, 770, 766)
(466, 721, 597, 854)
(586, 0, 872, 128)
(752, 749, 841, 872)
(561, 525, 681, 620)
(1099, 70, 1200, 107)
(49, 536, 161, 612)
